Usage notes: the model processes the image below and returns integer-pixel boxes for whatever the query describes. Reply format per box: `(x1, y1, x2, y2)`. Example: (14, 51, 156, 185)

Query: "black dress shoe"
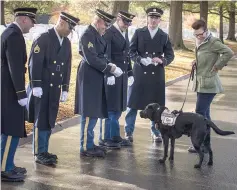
(45, 152, 58, 160)
(35, 153, 57, 165)
(125, 134, 133, 142)
(94, 144, 107, 154)
(80, 148, 105, 158)
(112, 136, 132, 147)
(1, 170, 25, 182)
(13, 166, 27, 175)
(99, 139, 121, 149)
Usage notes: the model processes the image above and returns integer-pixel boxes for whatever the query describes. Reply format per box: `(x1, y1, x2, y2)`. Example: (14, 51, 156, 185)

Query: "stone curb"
(19, 73, 190, 146)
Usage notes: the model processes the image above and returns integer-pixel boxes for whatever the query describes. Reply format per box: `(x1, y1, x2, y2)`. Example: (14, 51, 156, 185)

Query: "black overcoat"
(103, 25, 133, 112)
(128, 27, 174, 110)
(1, 23, 27, 137)
(74, 25, 113, 118)
(27, 28, 72, 130)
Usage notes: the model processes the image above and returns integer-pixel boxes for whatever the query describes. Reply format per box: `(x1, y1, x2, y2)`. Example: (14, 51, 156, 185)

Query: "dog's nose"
(140, 111, 144, 117)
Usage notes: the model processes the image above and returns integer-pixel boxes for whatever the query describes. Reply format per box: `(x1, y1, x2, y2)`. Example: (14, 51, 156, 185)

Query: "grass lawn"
(25, 39, 237, 134)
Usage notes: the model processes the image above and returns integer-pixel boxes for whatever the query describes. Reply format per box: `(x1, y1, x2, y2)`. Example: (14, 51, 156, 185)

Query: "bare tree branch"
(208, 10, 229, 19)
(183, 1, 199, 4)
(183, 9, 200, 13)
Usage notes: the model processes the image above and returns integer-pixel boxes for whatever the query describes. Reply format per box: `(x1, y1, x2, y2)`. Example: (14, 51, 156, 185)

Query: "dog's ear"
(152, 103, 160, 110)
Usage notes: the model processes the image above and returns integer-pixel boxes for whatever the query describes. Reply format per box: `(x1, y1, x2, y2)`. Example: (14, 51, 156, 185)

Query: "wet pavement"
(2, 58, 237, 190)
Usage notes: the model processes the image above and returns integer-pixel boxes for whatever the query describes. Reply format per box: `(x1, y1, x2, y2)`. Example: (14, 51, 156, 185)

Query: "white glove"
(112, 66, 123, 77)
(107, 76, 115, 85)
(18, 98, 28, 107)
(60, 91, 68, 102)
(141, 58, 152, 66)
(128, 76, 134, 86)
(33, 87, 43, 98)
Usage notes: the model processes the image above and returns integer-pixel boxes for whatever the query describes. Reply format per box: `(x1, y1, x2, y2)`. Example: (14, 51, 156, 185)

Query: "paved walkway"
(2, 58, 237, 190)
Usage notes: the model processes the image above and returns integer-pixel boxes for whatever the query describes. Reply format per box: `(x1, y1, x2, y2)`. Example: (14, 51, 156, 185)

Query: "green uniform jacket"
(192, 36, 234, 93)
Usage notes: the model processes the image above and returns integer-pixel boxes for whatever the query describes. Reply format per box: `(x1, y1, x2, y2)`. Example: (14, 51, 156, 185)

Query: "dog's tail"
(207, 120, 235, 136)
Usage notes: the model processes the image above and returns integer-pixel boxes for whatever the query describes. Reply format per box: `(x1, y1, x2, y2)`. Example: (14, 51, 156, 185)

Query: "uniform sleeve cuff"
(128, 70, 133, 77)
(32, 80, 42, 88)
(16, 90, 27, 100)
(103, 65, 112, 74)
(62, 84, 69, 91)
(162, 58, 168, 66)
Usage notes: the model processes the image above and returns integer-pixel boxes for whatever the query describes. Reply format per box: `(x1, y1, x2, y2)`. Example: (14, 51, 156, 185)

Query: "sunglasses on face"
(193, 30, 206, 37)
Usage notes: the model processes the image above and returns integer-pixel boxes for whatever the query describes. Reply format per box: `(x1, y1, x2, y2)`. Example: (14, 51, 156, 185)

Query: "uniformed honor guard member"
(1, 7, 37, 182)
(74, 9, 123, 158)
(124, 7, 174, 143)
(27, 12, 79, 166)
(99, 11, 135, 148)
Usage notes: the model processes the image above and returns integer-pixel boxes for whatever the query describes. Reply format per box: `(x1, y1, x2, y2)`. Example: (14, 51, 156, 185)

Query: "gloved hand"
(18, 98, 28, 107)
(152, 57, 163, 66)
(107, 76, 115, 85)
(111, 66, 123, 77)
(140, 58, 152, 66)
(60, 91, 68, 102)
(33, 87, 43, 98)
(128, 76, 134, 86)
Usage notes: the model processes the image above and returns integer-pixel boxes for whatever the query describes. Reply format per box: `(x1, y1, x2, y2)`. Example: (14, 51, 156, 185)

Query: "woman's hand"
(211, 65, 219, 73)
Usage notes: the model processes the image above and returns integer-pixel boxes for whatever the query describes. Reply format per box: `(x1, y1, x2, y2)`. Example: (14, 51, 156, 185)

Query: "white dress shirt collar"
(54, 27, 64, 46)
(148, 26, 159, 39)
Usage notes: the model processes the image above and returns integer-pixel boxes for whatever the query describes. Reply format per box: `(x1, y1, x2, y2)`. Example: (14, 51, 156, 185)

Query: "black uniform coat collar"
(9, 23, 23, 36)
(48, 28, 67, 56)
(110, 25, 129, 50)
(88, 25, 106, 48)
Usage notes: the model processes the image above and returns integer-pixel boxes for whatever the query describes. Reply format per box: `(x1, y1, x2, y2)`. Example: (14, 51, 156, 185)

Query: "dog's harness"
(160, 108, 179, 127)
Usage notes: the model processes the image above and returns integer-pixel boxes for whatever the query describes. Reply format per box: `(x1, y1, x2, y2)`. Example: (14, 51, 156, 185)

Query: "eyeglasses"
(193, 31, 206, 37)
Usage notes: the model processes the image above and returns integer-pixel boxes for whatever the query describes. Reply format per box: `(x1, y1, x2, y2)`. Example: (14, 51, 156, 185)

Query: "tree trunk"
(112, 1, 129, 15)
(200, 1, 208, 23)
(169, 1, 186, 50)
(226, 2, 236, 41)
(219, 5, 224, 43)
(1, 0, 5, 25)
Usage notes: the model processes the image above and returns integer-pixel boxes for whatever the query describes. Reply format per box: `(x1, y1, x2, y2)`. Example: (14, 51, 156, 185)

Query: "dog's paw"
(194, 164, 201, 169)
(207, 161, 213, 166)
(159, 158, 166, 164)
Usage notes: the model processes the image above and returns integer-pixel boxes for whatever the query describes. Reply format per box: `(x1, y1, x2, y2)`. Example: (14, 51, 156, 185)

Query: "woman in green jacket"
(188, 19, 234, 153)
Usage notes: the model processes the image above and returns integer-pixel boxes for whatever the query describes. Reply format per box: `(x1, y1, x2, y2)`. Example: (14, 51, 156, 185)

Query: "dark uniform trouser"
(32, 125, 51, 155)
(1, 134, 19, 171)
(99, 111, 122, 141)
(80, 116, 98, 152)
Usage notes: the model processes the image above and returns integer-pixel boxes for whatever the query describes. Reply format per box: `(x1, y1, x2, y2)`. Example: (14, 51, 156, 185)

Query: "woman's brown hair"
(191, 19, 207, 31)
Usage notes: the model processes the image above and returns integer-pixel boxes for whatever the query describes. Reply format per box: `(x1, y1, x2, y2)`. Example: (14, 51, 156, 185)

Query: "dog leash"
(179, 64, 195, 112)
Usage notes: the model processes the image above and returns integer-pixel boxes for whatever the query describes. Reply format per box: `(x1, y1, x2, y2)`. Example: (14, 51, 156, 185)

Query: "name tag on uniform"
(161, 109, 178, 126)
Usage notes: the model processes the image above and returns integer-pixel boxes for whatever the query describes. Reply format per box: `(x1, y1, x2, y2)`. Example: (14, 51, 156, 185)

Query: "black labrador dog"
(140, 103, 235, 168)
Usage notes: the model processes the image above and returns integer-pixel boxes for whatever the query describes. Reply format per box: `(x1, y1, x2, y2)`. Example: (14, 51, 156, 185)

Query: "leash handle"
(180, 65, 195, 112)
